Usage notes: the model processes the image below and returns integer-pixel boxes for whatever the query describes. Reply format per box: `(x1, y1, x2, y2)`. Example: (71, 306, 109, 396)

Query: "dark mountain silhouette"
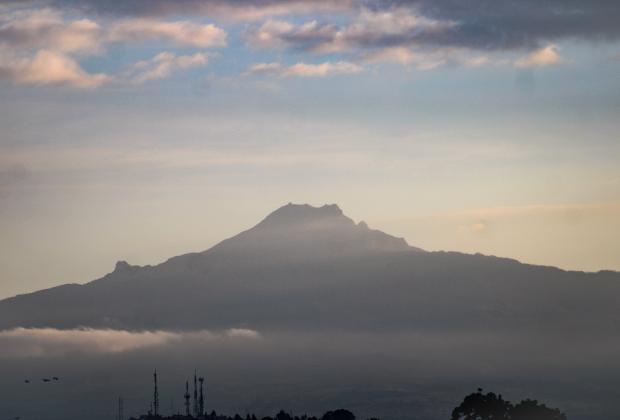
(0, 203, 619, 333)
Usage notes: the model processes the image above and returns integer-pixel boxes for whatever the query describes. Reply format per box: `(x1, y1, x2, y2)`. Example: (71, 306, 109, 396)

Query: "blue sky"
(1, 0, 619, 297)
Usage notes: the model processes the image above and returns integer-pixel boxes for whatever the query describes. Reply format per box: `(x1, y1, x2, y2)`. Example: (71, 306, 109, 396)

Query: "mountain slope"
(0, 203, 619, 333)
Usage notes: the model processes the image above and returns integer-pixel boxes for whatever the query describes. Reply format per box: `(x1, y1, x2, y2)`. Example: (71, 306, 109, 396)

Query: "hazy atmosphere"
(1, 2, 620, 420)
(2, 0, 620, 299)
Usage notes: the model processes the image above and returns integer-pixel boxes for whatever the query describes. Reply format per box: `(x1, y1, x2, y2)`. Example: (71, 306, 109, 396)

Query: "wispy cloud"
(459, 221, 488, 234)
(373, 201, 620, 271)
(123, 51, 209, 84)
(0, 327, 261, 358)
(362, 46, 490, 69)
(0, 142, 374, 175)
(367, 0, 620, 51)
(108, 18, 227, 48)
(247, 61, 363, 78)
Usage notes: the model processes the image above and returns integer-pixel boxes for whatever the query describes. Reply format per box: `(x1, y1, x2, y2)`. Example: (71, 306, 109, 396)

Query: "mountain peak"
(207, 203, 416, 259)
(256, 203, 353, 229)
(113, 260, 139, 274)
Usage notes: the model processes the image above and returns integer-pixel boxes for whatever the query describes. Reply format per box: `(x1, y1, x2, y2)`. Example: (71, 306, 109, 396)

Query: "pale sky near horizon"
(1, 0, 619, 299)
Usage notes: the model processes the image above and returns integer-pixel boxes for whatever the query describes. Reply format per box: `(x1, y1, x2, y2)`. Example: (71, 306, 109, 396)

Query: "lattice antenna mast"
(153, 369, 160, 417)
(184, 380, 191, 417)
(193, 371, 198, 416)
(199, 377, 205, 417)
(118, 397, 124, 420)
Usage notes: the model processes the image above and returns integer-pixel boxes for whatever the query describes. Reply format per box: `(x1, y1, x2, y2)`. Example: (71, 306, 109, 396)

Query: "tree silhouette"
(452, 389, 567, 420)
(510, 399, 567, 420)
(320, 409, 355, 420)
(451, 389, 512, 420)
(276, 411, 293, 420)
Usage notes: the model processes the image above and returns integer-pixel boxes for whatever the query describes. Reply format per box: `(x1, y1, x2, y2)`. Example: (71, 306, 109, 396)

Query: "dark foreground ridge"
(128, 371, 567, 420)
(129, 370, 372, 420)
(131, 409, 363, 420)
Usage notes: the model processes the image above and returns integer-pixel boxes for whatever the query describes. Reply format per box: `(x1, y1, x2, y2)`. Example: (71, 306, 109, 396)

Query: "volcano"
(1, 203, 618, 333)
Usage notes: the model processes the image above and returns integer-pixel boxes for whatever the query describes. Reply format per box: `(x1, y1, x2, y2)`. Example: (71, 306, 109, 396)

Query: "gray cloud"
(243, 1, 620, 55)
(44, 0, 353, 21)
(9, 0, 614, 50)
(2, 1, 619, 50)
(245, 11, 499, 69)
(367, 0, 620, 50)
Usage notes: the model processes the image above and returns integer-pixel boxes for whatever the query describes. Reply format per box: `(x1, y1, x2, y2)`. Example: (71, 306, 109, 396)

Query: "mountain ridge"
(0, 203, 619, 333)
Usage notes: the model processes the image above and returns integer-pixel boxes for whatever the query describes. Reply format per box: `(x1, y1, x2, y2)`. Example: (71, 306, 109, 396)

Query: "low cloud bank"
(0, 327, 261, 357)
(1, 328, 619, 419)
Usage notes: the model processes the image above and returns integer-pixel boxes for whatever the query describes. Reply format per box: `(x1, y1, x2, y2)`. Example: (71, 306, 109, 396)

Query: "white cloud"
(0, 10, 227, 51)
(0, 8, 103, 54)
(0, 327, 261, 358)
(225, 328, 261, 339)
(247, 60, 363, 77)
(0, 49, 210, 88)
(515, 44, 562, 68)
(286, 61, 363, 77)
(109, 18, 227, 48)
(0, 10, 224, 88)
(124, 51, 209, 84)
(363, 47, 490, 70)
(0, 49, 109, 88)
(246, 62, 283, 74)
